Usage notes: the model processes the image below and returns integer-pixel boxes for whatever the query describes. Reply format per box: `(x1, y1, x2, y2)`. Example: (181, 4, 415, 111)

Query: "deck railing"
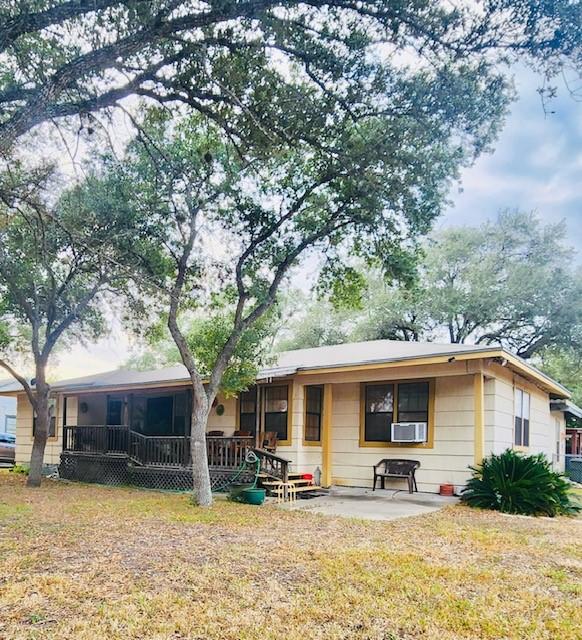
(63, 425, 254, 470)
(129, 432, 190, 467)
(253, 448, 290, 483)
(62, 425, 129, 455)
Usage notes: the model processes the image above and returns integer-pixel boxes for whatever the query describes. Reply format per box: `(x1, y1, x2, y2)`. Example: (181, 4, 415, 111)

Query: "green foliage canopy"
(1, 1, 582, 150)
(0, 161, 134, 376)
(281, 211, 582, 365)
(82, 88, 497, 400)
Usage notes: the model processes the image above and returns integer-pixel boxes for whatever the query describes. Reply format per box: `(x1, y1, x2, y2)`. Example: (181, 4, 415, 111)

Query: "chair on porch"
(260, 431, 278, 453)
(231, 430, 252, 461)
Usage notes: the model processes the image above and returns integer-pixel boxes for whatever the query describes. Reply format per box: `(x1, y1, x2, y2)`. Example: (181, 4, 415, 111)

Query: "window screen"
(398, 382, 429, 424)
(145, 396, 173, 435)
(106, 398, 124, 426)
(239, 387, 258, 435)
(305, 385, 323, 442)
(364, 384, 394, 442)
(264, 385, 289, 441)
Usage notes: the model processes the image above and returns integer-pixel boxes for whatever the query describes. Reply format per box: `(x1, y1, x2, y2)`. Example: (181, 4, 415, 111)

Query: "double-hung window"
(364, 384, 395, 442)
(239, 387, 258, 435)
(514, 388, 530, 447)
(362, 381, 430, 445)
(264, 385, 289, 443)
(304, 385, 323, 444)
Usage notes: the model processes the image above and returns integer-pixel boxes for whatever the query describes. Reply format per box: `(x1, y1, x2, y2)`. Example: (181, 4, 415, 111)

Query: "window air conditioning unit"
(391, 422, 427, 443)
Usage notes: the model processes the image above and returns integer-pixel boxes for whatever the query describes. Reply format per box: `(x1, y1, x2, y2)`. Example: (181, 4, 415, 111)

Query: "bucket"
(229, 483, 254, 501)
(241, 488, 266, 505)
(439, 484, 455, 497)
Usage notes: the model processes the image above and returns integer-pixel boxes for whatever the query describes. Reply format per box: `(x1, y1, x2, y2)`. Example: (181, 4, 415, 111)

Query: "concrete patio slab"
(278, 486, 459, 521)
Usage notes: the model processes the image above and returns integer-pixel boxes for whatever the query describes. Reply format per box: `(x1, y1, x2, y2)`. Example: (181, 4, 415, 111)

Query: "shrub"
(9, 464, 29, 475)
(461, 449, 581, 517)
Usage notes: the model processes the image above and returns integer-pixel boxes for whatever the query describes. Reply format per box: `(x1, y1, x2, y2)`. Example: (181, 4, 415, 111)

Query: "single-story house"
(0, 340, 572, 493)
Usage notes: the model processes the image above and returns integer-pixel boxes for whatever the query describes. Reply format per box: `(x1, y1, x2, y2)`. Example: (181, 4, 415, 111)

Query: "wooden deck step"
(257, 472, 306, 480)
(262, 483, 322, 493)
(287, 485, 323, 493)
(261, 479, 313, 488)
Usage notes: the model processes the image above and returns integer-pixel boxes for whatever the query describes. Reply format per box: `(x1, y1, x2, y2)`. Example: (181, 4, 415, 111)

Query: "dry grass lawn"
(0, 472, 581, 640)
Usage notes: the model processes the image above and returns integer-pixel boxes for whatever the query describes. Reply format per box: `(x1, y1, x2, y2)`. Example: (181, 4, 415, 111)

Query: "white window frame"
(514, 388, 530, 448)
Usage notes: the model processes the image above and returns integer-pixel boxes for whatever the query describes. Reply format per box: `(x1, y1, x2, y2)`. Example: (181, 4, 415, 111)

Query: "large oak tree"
(282, 211, 582, 364)
(0, 160, 142, 486)
(1, 1, 581, 150)
(82, 61, 508, 503)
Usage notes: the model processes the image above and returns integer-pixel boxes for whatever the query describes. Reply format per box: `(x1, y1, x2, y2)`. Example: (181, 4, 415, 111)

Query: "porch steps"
(262, 482, 324, 493)
(258, 472, 325, 498)
(257, 472, 305, 481)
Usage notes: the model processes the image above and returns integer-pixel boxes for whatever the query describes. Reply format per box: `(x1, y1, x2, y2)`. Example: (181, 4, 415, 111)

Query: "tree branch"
(0, 357, 36, 411)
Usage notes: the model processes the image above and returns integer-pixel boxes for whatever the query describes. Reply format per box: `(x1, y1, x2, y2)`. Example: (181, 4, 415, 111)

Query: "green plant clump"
(9, 464, 29, 475)
(461, 449, 581, 517)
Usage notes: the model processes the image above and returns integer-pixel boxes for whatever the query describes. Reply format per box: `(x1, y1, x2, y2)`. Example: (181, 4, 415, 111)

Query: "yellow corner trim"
(321, 383, 333, 488)
(474, 372, 485, 465)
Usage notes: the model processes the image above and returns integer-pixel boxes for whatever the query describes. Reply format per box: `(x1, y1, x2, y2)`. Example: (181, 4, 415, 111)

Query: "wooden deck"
(59, 425, 295, 493)
(62, 425, 255, 470)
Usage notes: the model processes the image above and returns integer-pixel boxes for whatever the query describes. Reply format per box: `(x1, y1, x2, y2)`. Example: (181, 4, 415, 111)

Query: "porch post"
(474, 372, 485, 465)
(255, 386, 262, 448)
(321, 383, 333, 488)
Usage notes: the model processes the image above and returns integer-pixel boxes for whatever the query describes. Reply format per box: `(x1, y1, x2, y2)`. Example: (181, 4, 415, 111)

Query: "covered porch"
(58, 384, 295, 492)
(62, 424, 256, 470)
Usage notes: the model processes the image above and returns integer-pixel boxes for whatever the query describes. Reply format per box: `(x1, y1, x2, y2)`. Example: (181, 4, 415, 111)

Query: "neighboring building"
(551, 399, 582, 457)
(0, 383, 16, 435)
(0, 340, 573, 493)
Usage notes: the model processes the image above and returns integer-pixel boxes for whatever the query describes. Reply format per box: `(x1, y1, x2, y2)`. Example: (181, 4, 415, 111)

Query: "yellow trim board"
(297, 351, 498, 376)
(297, 349, 569, 398)
(321, 383, 333, 488)
(474, 372, 485, 465)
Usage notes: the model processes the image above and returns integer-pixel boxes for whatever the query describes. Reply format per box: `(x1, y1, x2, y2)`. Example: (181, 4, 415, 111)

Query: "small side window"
(514, 389, 530, 447)
(304, 385, 323, 443)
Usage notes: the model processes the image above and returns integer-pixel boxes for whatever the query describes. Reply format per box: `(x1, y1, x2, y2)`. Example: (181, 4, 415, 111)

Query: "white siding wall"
(327, 374, 475, 493)
(486, 368, 561, 464)
(15, 393, 64, 466)
(207, 396, 237, 434)
(486, 377, 515, 454)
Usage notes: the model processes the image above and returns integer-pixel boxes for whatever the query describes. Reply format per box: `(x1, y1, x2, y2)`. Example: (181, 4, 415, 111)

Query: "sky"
(19, 67, 582, 380)
(439, 68, 582, 250)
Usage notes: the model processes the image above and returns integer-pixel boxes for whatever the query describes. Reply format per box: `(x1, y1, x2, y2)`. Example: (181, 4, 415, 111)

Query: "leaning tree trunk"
(190, 393, 212, 506)
(27, 379, 49, 488)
